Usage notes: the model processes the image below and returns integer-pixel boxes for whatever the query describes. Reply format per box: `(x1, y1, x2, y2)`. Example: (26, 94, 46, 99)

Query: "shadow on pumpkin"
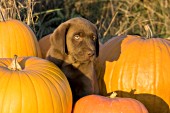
(96, 35, 126, 95)
(106, 90, 170, 113)
(96, 35, 170, 113)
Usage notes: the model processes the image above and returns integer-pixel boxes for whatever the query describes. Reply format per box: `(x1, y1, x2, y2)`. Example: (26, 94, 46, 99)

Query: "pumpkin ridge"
(29, 64, 65, 81)
(6, 21, 12, 57)
(156, 39, 164, 98)
(18, 72, 23, 113)
(109, 62, 115, 92)
(6, 71, 22, 112)
(160, 40, 170, 77)
(0, 71, 12, 112)
(46, 70, 71, 113)
(34, 63, 67, 82)
(15, 20, 31, 57)
(118, 42, 128, 91)
(39, 68, 71, 112)
(31, 68, 70, 113)
(135, 38, 145, 91)
(36, 69, 71, 113)
(121, 37, 142, 91)
(161, 39, 170, 56)
(27, 71, 57, 111)
(14, 71, 22, 113)
(22, 71, 39, 112)
(22, 22, 42, 57)
(30, 70, 56, 112)
(46, 69, 72, 112)
(4, 72, 13, 112)
(105, 61, 116, 93)
(0, 22, 3, 56)
(156, 39, 170, 105)
(22, 23, 36, 56)
(118, 37, 136, 90)
(6, 21, 20, 57)
(15, 21, 28, 57)
(134, 39, 143, 90)
(0, 22, 4, 57)
(10, 22, 19, 57)
(0, 24, 2, 56)
(152, 38, 157, 96)
(13, 20, 41, 57)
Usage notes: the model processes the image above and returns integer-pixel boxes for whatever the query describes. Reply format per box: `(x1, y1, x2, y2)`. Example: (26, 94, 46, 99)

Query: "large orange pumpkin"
(0, 19, 42, 58)
(0, 55, 72, 113)
(97, 35, 170, 113)
(73, 92, 148, 113)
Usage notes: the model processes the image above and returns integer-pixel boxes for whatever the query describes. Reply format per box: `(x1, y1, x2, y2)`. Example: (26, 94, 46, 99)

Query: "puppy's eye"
(74, 35, 80, 40)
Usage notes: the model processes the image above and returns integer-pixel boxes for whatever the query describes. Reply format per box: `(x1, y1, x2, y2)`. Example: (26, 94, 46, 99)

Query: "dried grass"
(1, 0, 170, 42)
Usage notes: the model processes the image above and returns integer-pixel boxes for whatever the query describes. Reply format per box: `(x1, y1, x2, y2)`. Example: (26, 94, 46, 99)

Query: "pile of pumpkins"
(0, 18, 170, 113)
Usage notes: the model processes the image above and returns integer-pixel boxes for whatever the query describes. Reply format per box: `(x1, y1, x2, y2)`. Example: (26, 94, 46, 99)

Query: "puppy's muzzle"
(86, 49, 96, 61)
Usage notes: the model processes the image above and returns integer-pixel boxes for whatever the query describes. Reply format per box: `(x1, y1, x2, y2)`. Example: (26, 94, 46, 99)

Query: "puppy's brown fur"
(46, 17, 99, 102)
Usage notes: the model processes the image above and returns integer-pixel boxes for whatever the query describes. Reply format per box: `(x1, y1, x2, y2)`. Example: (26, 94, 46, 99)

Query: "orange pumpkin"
(39, 34, 51, 58)
(73, 92, 148, 113)
(0, 19, 42, 58)
(97, 35, 170, 113)
(0, 55, 72, 113)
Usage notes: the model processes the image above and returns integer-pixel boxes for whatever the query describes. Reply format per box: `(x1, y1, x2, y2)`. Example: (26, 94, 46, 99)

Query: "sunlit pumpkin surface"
(98, 35, 170, 113)
(0, 19, 41, 58)
(0, 56, 72, 113)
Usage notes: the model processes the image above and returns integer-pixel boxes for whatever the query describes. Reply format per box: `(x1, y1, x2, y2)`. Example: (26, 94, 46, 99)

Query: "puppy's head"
(50, 17, 99, 63)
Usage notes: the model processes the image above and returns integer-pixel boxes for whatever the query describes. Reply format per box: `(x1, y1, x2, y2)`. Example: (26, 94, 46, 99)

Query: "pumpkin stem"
(144, 25, 153, 39)
(130, 89, 136, 94)
(0, 6, 5, 22)
(8, 55, 22, 71)
(110, 92, 117, 98)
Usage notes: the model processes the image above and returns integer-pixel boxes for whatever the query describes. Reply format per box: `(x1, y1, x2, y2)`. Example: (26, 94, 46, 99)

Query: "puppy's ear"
(50, 22, 70, 54)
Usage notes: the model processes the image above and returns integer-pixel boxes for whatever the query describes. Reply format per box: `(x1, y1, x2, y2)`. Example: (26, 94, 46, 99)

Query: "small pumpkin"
(0, 19, 42, 58)
(73, 92, 148, 113)
(97, 35, 170, 113)
(0, 55, 72, 113)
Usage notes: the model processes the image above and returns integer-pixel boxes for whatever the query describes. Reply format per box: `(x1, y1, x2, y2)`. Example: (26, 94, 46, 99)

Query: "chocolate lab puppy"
(46, 17, 99, 102)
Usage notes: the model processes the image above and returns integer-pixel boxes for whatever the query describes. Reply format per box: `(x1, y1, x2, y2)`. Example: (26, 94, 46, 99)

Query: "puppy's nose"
(87, 51, 95, 57)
